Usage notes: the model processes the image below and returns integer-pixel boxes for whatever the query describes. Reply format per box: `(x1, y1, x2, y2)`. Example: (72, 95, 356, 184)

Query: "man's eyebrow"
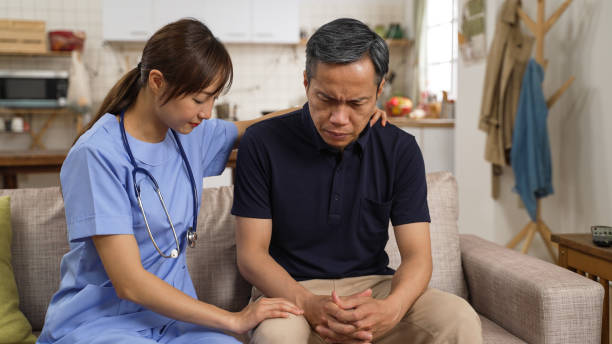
(317, 91, 334, 100)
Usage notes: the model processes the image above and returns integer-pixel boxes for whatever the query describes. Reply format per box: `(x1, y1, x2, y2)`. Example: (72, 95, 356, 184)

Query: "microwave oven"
(0, 70, 69, 108)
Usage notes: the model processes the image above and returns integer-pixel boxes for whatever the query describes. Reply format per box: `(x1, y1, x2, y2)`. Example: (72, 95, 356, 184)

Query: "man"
(231, 18, 482, 344)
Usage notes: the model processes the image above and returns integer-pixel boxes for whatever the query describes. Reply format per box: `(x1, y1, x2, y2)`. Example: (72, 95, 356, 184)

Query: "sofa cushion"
(186, 186, 251, 311)
(0, 195, 36, 343)
(385, 171, 468, 300)
(0, 187, 69, 332)
(479, 314, 526, 344)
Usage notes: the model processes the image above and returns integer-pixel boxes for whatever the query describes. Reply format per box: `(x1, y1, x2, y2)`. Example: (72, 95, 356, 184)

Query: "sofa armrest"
(460, 234, 604, 344)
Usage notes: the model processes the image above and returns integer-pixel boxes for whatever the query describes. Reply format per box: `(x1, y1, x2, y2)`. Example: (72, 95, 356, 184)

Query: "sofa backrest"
(0, 187, 68, 331)
(386, 172, 467, 299)
(0, 171, 467, 331)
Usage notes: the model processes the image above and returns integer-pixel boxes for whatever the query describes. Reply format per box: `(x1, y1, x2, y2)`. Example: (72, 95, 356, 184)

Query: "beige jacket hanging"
(479, 0, 534, 166)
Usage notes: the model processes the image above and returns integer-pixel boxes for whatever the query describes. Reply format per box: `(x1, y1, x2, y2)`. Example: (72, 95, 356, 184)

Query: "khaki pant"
(249, 275, 482, 344)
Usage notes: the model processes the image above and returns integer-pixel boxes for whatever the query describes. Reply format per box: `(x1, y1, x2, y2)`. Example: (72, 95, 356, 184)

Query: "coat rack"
(506, 0, 574, 262)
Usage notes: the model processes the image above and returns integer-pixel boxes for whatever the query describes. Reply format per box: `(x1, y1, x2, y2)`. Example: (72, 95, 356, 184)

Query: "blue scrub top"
(38, 114, 237, 342)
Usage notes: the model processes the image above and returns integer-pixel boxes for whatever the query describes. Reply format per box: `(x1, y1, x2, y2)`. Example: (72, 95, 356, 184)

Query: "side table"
(552, 233, 611, 344)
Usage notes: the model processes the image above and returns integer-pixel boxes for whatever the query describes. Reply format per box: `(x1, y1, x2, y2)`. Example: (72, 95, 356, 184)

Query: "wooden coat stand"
(506, 0, 575, 262)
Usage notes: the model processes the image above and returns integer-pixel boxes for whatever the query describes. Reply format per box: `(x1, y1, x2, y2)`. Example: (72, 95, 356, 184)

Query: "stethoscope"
(119, 110, 198, 259)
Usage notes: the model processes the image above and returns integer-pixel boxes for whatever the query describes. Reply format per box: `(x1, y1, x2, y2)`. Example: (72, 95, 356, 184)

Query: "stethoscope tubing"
(119, 110, 198, 258)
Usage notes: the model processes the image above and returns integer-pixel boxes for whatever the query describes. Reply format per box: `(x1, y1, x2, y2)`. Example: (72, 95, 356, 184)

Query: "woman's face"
(159, 90, 219, 134)
(154, 77, 222, 135)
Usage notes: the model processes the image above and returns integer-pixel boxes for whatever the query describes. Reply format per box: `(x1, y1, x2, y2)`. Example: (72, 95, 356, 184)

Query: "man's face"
(304, 57, 384, 151)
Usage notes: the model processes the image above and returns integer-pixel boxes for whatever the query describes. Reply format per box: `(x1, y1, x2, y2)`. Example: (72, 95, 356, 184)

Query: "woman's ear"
(147, 69, 166, 97)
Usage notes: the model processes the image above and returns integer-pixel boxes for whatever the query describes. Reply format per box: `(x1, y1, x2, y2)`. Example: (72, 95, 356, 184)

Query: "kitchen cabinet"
(103, 0, 298, 43)
(152, 0, 206, 31)
(202, 0, 251, 43)
(102, 0, 155, 42)
(150, 0, 250, 42)
(251, 0, 299, 43)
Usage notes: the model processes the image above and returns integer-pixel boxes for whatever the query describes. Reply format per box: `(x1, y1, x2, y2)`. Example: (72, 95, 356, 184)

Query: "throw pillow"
(0, 195, 36, 343)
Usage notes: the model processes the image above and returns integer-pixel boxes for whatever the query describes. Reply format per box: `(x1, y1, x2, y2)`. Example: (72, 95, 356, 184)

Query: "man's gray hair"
(305, 18, 389, 86)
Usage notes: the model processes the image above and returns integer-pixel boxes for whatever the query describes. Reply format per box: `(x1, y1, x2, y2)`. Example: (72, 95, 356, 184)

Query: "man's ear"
(303, 70, 309, 90)
(148, 69, 165, 96)
(376, 78, 386, 99)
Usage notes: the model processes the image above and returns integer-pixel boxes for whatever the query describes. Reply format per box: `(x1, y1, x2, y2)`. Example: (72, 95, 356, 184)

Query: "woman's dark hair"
(74, 18, 233, 143)
(305, 18, 389, 86)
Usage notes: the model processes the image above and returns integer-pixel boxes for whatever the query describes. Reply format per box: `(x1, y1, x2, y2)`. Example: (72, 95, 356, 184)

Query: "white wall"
(455, 0, 612, 262)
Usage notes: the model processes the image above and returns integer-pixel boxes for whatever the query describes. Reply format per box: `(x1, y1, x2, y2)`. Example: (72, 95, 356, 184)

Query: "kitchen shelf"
(0, 107, 80, 150)
(388, 117, 454, 128)
(0, 50, 71, 57)
(0, 131, 30, 135)
(0, 108, 76, 115)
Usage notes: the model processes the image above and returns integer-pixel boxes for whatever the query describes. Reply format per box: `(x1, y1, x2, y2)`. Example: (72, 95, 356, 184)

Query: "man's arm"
(235, 217, 311, 306)
(319, 222, 432, 340)
(384, 222, 432, 320)
(235, 216, 374, 343)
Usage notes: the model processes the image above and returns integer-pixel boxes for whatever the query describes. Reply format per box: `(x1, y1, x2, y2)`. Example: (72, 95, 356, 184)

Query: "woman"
(37, 19, 386, 343)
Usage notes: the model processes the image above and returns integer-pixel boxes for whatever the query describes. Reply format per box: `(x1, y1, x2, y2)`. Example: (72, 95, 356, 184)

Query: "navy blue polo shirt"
(231, 103, 430, 281)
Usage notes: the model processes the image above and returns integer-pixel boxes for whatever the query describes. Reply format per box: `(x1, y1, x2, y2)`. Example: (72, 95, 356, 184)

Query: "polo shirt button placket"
(328, 163, 343, 225)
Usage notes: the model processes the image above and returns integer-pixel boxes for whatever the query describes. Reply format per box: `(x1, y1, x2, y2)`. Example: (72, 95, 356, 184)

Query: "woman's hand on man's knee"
(231, 297, 303, 334)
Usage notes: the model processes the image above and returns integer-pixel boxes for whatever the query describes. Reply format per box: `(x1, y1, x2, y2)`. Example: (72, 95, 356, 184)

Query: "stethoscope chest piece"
(187, 228, 197, 248)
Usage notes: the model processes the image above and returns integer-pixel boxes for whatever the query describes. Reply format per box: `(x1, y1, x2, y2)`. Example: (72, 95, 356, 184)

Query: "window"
(423, 0, 459, 101)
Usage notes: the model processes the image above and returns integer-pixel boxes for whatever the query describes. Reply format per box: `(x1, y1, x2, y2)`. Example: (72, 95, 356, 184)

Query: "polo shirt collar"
(301, 102, 372, 154)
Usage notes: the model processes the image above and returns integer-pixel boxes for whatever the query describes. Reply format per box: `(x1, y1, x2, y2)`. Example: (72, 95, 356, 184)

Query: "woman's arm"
(93, 234, 302, 334)
(233, 107, 300, 147)
(232, 107, 388, 147)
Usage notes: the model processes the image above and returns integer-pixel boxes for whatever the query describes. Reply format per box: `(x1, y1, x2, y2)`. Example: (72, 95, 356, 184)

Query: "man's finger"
(327, 319, 374, 341)
(324, 301, 358, 323)
(327, 305, 363, 323)
(353, 316, 376, 331)
(332, 289, 372, 310)
(326, 318, 357, 335)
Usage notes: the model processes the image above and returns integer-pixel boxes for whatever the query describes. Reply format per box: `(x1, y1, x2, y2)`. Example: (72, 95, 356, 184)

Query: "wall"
(0, 0, 413, 187)
(455, 0, 612, 262)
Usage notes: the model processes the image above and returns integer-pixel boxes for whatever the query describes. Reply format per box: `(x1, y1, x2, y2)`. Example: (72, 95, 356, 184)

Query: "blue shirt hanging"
(511, 58, 554, 221)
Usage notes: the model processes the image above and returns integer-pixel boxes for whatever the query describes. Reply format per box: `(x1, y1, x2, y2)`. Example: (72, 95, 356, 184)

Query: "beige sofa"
(1, 172, 604, 343)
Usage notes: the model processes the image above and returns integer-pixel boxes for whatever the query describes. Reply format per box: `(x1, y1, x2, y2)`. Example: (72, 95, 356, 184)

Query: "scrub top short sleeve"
(60, 142, 133, 242)
(198, 119, 237, 177)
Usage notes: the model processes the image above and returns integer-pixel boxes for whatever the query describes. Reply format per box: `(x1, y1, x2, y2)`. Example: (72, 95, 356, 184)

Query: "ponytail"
(72, 19, 232, 146)
(73, 66, 142, 144)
